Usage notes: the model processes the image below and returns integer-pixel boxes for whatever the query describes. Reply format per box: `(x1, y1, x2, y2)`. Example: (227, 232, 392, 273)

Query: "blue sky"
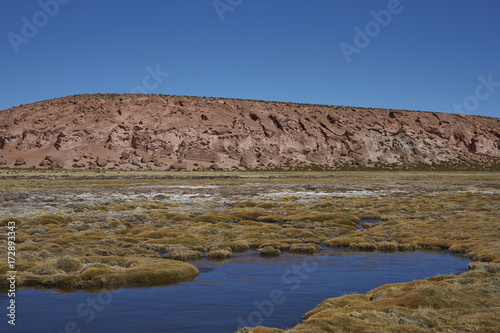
(1, 0, 499, 118)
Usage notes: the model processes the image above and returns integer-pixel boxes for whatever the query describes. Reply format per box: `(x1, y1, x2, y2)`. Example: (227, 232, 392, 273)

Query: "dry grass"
(1, 256, 199, 289)
(207, 249, 232, 260)
(276, 273, 500, 333)
(350, 242, 376, 251)
(1, 170, 499, 331)
(376, 241, 399, 253)
(162, 249, 203, 261)
(53, 256, 82, 272)
(289, 243, 321, 254)
(258, 246, 281, 257)
(38, 215, 69, 225)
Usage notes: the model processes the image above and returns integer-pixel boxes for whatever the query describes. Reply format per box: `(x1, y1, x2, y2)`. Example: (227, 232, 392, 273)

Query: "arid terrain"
(0, 170, 499, 332)
(0, 94, 499, 171)
(1, 94, 499, 332)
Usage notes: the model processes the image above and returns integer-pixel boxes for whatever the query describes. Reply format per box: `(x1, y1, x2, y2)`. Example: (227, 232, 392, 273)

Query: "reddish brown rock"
(181, 148, 219, 162)
(121, 151, 131, 160)
(14, 158, 25, 166)
(96, 157, 108, 167)
(0, 94, 498, 170)
(140, 153, 152, 163)
(45, 156, 65, 169)
(171, 161, 187, 170)
(131, 157, 142, 166)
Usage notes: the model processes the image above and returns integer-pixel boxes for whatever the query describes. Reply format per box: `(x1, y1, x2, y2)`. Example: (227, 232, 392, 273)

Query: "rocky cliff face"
(0, 94, 499, 170)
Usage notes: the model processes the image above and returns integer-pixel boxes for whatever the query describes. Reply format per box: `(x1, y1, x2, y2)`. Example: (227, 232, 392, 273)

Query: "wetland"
(0, 170, 499, 332)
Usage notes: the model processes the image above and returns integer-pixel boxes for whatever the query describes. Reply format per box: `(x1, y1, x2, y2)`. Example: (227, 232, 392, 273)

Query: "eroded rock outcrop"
(0, 94, 498, 170)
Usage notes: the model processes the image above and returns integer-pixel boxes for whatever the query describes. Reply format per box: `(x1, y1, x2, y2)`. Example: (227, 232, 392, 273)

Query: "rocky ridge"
(0, 94, 499, 170)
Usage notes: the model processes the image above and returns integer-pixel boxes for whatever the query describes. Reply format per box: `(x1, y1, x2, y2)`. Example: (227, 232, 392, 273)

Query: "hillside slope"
(0, 94, 499, 170)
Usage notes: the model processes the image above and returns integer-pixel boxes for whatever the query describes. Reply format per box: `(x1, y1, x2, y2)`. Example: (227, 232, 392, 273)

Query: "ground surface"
(0, 170, 499, 331)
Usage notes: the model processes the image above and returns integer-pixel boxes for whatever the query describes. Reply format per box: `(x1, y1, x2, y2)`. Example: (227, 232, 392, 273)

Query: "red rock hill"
(0, 94, 499, 170)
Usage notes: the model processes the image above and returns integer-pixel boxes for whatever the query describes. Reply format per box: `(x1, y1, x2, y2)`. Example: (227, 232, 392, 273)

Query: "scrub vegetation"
(0, 170, 499, 331)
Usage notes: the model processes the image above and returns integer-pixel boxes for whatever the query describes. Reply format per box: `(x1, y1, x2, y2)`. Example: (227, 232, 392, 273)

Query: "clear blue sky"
(1, 0, 499, 118)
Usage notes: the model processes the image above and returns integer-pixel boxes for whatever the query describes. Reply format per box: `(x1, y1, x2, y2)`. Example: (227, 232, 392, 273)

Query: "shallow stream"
(1, 249, 469, 333)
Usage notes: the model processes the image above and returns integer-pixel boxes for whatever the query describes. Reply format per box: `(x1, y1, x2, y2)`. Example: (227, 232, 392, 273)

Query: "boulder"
(121, 151, 131, 160)
(96, 157, 108, 167)
(14, 158, 25, 166)
(171, 162, 187, 170)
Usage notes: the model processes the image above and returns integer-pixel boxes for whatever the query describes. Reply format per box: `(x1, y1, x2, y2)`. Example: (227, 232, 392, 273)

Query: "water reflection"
(1, 249, 469, 333)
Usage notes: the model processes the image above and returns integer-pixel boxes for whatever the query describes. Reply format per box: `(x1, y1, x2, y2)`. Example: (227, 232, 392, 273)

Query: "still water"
(1, 249, 469, 333)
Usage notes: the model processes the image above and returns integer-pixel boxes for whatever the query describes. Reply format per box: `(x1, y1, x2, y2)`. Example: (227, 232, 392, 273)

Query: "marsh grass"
(31, 256, 81, 275)
(2, 170, 499, 331)
(220, 239, 250, 251)
(228, 209, 272, 221)
(0, 217, 23, 226)
(207, 249, 232, 260)
(242, 272, 500, 333)
(3, 256, 199, 289)
(289, 243, 321, 254)
(33, 263, 59, 275)
(258, 246, 281, 257)
(376, 241, 399, 253)
(162, 249, 203, 261)
(350, 242, 376, 252)
(54, 256, 82, 273)
(38, 215, 69, 225)
(193, 213, 238, 223)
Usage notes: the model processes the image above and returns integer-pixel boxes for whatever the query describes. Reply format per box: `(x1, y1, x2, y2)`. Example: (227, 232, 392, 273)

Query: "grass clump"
(54, 256, 82, 273)
(350, 242, 376, 252)
(221, 240, 250, 251)
(78, 256, 199, 286)
(193, 213, 238, 223)
(228, 209, 271, 221)
(148, 211, 191, 222)
(162, 249, 203, 261)
(235, 200, 258, 208)
(448, 243, 470, 254)
(2, 256, 199, 289)
(256, 215, 285, 223)
(33, 263, 58, 275)
(258, 246, 281, 257)
(38, 215, 69, 225)
(207, 249, 232, 260)
(289, 243, 321, 254)
(398, 243, 418, 251)
(32, 256, 81, 275)
(257, 202, 276, 209)
(0, 217, 23, 226)
(81, 263, 113, 279)
(376, 241, 399, 252)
